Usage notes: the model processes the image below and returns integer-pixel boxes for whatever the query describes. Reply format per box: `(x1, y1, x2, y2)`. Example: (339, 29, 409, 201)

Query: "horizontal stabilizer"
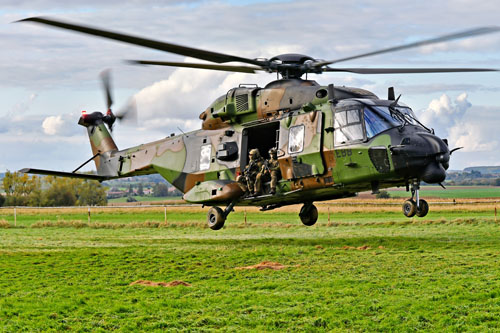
(19, 168, 112, 181)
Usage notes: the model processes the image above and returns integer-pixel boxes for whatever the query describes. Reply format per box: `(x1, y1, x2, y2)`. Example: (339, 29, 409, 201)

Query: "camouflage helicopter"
(18, 17, 500, 230)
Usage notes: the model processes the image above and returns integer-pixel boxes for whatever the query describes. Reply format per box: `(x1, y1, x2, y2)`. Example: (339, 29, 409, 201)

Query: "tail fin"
(79, 111, 118, 175)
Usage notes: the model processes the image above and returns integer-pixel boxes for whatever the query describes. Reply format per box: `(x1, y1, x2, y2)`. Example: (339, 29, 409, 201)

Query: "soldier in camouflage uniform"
(255, 147, 281, 195)
(237, 148, 264, 196)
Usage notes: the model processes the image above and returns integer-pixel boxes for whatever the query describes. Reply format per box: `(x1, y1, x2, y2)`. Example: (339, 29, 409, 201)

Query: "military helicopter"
(18, 17, 500, 230)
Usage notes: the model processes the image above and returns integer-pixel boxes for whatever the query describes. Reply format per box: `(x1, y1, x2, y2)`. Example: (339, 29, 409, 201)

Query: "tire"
(207, 207, 225, 230)
(299, 204, 318, 226)
(416, 199, 429, 217)
(402, 200, 417, 218)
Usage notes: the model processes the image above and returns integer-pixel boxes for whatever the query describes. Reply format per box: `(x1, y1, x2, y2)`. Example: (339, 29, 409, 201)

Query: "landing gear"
(206, 201, 237, 230)
(402, 181, 429, 218)
(402, 200, 417, 217)
(207, 207, 225, 230)
(416, 199, 429, 217)
(299, 203, 318, 226)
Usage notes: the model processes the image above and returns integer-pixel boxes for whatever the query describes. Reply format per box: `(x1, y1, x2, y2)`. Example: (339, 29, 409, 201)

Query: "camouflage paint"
(74, 79, 447, 209)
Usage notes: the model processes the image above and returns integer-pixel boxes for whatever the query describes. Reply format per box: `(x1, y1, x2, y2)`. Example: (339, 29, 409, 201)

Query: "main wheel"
(299, 204, 318, 226)
(207, 207, 225, 230)
(402, 200, 417, 217)
(416, 199, 429, 217)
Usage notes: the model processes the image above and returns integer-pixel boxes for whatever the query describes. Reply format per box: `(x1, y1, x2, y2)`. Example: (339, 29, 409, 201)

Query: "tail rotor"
(99, 69, 136, 132)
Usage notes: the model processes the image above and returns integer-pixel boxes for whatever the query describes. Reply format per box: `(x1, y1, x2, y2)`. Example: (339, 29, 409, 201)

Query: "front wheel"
(402, 200, 417, 218)
(416, 199, 429, 217)
(299, 204, 318, 226)
(207, 207, 225, 230)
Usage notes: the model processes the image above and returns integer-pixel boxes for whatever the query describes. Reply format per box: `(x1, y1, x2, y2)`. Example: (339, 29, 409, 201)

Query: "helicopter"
(17, 17, 500, 230)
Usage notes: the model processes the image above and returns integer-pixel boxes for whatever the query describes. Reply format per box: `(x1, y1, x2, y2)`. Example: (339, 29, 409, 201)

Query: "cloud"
(419, 93, 471, 130)
(2, 1, 500, 172)
(42, 115, 64, 135)
(418, 94, 499, 153)
(448, 122, 498, 152)
(41, 112, 85, 136)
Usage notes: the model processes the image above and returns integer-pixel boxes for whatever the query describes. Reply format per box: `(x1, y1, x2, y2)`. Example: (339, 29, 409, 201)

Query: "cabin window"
(334, 109, 364, 145)
(288, 125, 305, 154)
(199, 144, 212, 170)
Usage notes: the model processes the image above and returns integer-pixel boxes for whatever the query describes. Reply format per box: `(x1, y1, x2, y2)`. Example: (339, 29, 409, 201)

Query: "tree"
(137, 183, 144, 196)
(2, 171, 41, 206)
(496, 178, 500, 186)
(153, 183, 169, 197)
(77, 180, 107, 206)
(128, 184, 134, 195)
(0, 194, 5, 207)
(43, 177, 78, 206)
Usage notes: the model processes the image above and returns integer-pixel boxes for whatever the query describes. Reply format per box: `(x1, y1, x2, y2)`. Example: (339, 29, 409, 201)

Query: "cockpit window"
(364, 107, 399, 138)
(365, 106, 419, 139)
(395, 107, 418, 125)
(334, 105, 422, 145)
(334, 109, 364, 145)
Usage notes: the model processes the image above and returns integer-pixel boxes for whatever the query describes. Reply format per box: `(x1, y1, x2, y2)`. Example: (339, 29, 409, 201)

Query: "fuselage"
(85, 79, 450, 208)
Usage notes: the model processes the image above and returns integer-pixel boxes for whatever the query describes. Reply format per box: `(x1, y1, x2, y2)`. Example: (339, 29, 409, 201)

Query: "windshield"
(364, 106, 419, 138)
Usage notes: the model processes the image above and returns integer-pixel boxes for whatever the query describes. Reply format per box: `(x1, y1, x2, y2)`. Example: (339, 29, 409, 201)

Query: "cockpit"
(333, 104, 423, 145)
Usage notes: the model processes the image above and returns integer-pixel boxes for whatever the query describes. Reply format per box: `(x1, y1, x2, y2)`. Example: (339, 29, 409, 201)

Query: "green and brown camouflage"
(62, 79, 449, 213)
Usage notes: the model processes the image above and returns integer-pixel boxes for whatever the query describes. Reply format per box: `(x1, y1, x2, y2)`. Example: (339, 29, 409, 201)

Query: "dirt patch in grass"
(0, 220, 11, 228)
(342, 245, 372, 250)
(235, 261, 291, 270)
(129, 280, 191, 287)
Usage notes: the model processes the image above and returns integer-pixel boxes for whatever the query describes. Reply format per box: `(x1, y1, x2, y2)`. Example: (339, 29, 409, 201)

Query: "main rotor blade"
(128, 60, 263, 73)
(100, 69, 113, 109)
(322, 67, 499, 74)
(18, 17, 265, 66)
(316, 26, 500, 67)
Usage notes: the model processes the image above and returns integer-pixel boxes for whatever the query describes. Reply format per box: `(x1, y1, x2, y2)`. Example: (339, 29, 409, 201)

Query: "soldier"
(255, 147, 281, 195)
(237, 148, 264, 196)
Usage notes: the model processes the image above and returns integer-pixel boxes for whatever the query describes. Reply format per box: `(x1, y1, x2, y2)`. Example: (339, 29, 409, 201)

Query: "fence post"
(88, 206, 91, 223)
(164, 206, 167, 224)
(328, 206, 331, 226)
(244, 209, 247, 226)
(14, 207, 17, 227)
(495, 206, 497, 223)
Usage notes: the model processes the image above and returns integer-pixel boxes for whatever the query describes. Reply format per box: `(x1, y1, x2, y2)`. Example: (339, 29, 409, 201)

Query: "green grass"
(0, 205, 497, 228)
(388, 186, 500, 198)
(2, 206, 500, 331)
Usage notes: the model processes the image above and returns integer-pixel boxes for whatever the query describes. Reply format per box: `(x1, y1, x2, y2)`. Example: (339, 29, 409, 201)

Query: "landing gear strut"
(207, 201, 236, 230)
(299, 203, 318, 226)
(402, 181, 429, 218)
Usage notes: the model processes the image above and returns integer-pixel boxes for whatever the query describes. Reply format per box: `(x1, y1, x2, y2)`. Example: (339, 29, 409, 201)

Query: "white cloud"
(418, 94, 499, 156)
(419, 93, 471, 130)
(41, 112, 81, 136)
(448, 122, 498, 152)
(42, 115, 64, 135)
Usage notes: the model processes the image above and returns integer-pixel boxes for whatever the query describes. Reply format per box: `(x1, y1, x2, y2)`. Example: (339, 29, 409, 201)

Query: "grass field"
(387, 185, 500, 199)
(1, 200, 500, 331)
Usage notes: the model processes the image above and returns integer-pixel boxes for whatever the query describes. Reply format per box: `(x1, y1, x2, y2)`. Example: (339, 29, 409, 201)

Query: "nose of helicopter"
(390, 131, 450, 184)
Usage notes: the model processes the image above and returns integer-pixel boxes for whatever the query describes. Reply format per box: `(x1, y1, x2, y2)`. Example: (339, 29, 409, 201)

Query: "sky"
(1, 0, 500, 173)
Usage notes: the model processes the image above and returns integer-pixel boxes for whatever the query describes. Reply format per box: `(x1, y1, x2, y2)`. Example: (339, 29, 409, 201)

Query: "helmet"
(268, 147, 277, 156)
(249, 148, 260, 159)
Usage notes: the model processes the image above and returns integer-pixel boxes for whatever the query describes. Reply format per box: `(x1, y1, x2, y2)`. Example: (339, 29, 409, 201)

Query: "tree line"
(0, 171, 107, 207)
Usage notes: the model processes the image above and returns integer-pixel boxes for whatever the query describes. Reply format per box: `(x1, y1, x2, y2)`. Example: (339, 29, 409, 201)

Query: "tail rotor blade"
(100, 69, 113, 110)
(116, 98, 137, 125)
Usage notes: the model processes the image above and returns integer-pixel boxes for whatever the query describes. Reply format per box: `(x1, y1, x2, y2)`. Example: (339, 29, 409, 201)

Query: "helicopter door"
(278, 111, 325, 179)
